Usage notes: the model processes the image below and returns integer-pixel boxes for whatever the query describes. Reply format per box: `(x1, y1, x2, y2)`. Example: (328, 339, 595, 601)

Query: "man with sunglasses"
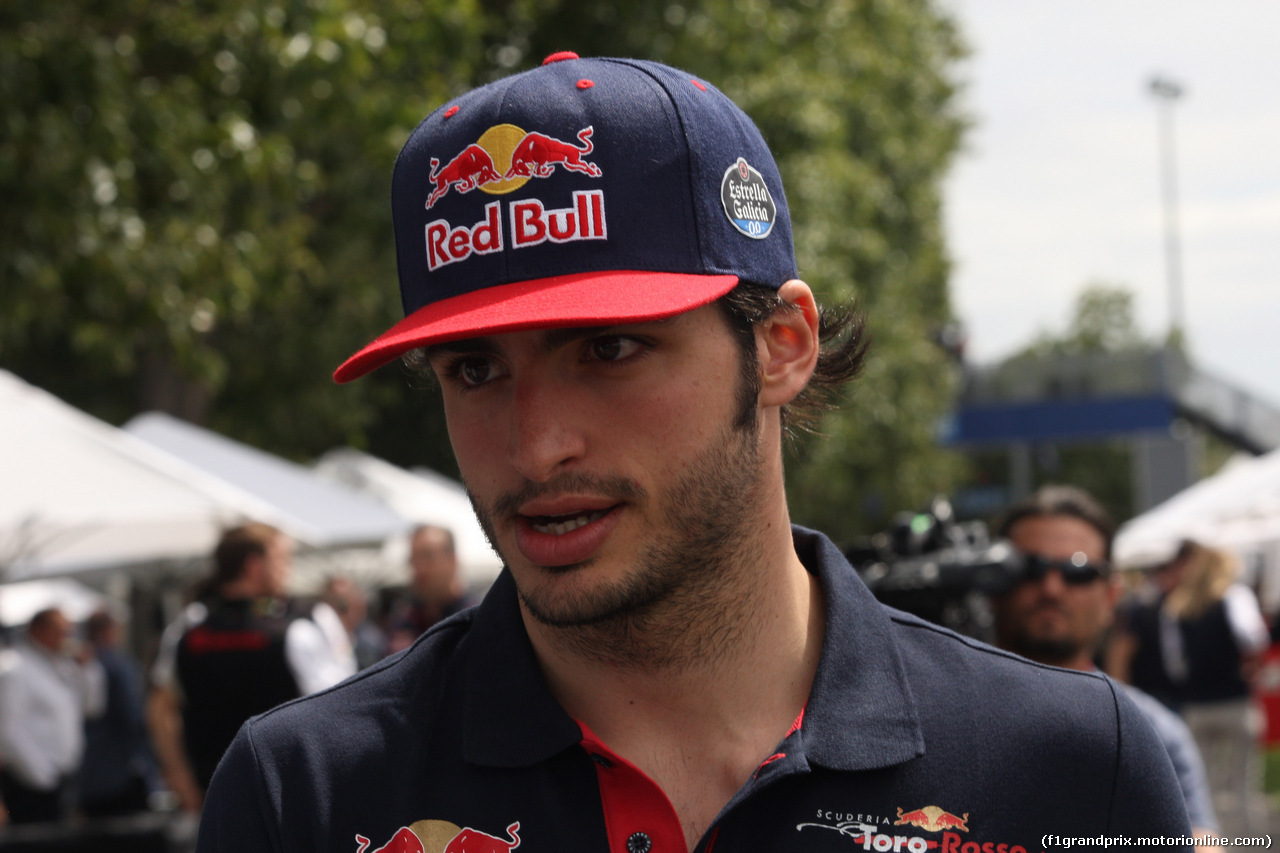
(992, 485, 1221, 850)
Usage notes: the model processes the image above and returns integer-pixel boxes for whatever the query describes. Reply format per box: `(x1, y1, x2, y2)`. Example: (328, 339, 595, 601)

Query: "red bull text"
(422, 124, 607, 272)
(425, 190, 605, 271)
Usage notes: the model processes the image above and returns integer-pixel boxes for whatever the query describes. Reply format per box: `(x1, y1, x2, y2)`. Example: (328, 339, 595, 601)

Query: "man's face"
(30, 610, 71, 654)
(993, 514, 1118, 668)
(409, 528, 458, 600)
(259, 535, 294, 598)
(427, 303, 767, 634)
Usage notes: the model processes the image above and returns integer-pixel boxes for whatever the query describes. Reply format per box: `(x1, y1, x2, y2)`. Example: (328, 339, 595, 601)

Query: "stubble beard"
(1002, 630, 1083, 667)
(467, 420, 770, 672)
(998, 602, 1089, 667)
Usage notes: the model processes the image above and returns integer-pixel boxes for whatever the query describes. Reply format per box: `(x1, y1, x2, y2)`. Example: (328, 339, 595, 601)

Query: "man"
(0, 608, 106, 824)
(148, 522, 355, 812)
(386, 525, 476, 654)
(322, 575, 387, 670)
(200, 55, 1190, 852)
(991, 485, 1219, 850)
(80, 609, 155, 818)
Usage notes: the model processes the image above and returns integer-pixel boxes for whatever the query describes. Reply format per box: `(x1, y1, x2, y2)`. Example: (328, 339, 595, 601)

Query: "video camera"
(848, 496, 1024, 641)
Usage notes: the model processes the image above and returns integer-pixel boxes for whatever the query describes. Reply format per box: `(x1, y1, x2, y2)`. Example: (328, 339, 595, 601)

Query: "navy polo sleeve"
(1106, 679, 1193, 847)
(198, 724, 279, 853)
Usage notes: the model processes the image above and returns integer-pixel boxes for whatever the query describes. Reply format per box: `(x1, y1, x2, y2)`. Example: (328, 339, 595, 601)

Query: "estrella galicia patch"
(720, 157, 776, 240)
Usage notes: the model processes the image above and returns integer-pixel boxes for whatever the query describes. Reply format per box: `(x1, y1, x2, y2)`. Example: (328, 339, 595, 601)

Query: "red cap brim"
(333, 270, 739, 383)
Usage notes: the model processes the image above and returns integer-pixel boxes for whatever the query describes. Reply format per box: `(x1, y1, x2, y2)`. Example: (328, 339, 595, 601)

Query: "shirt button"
(627, 831, 652, 853)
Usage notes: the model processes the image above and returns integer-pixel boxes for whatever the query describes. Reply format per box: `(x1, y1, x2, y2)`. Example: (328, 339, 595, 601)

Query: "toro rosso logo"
(356, 820, 520, 853)
(422, 124, 606, 272)
(799, 804, 1033, 853)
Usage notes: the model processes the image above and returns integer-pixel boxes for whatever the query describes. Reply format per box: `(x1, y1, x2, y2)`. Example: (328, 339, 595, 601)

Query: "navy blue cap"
(335, 53, 797, 382)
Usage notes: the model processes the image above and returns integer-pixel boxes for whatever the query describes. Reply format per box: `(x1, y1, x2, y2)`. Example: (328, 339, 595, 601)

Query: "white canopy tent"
(1114, 447, 1280, 608)
(124, 413, 414, 591)
(0, 578, 110, 628)
(0, 370, 292, 584)
(312, 447, 502, 594)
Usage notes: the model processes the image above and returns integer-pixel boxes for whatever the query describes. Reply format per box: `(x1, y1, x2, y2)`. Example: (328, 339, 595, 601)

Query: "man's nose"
(1037, 567, 1069, 597)
(505, 374, 587, 482)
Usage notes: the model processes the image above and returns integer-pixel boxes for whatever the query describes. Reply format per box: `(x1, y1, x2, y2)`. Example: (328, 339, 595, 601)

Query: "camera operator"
(990, 485, 1220, 851)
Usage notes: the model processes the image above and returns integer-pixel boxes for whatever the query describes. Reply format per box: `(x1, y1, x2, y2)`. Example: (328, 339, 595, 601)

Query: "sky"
(940, 0, 1280, 406)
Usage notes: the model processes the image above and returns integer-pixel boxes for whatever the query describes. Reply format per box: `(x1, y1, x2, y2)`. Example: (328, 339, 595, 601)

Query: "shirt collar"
(791, 525, 924, 771)
(462, 526, 925, 771)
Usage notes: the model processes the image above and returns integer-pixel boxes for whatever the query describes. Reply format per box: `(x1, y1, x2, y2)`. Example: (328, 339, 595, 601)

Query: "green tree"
(4, 0, 969, 540)
(1, 0, 488, 472)
(1014, 282, 1151, 359)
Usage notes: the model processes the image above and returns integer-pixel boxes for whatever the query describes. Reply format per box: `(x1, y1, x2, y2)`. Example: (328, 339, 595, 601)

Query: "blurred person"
(199, 55, 1188, 851)
(321, 575, 387, 670)
(385, 525, 476, 654)
(147, 522, 356, 812)
(1106, 545, 1189, 711)
(0, 608, 106, 824)
(990, 486, 1219, 849)
(79, 609, 156, 818)
(1163, 541, 1270, 838)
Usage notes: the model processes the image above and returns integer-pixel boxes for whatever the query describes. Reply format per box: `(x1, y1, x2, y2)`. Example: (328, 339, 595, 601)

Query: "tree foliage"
(1012, 282, 1153, 360)
(3, 0, 969, 542)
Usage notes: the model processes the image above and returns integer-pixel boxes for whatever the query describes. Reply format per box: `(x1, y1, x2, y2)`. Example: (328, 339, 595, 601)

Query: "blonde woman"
(1164, 541, 1270, 838)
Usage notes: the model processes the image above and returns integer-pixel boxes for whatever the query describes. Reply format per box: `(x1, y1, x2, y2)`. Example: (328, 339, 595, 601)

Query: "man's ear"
(758, 280, 820, 408)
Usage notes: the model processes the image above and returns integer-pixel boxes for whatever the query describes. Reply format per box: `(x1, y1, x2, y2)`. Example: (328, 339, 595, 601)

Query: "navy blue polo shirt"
(198, 528, 1190, 853)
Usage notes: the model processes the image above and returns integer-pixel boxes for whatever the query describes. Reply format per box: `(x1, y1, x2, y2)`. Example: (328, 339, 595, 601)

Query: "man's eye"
(587, 336, 643, 362)
(456, 357, 502, 387)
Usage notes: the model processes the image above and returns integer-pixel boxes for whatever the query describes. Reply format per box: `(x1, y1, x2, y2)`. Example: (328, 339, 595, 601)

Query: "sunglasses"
(1019, 552, 1110, 586)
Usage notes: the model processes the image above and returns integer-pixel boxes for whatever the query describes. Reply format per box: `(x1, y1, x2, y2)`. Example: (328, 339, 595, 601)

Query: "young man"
(148, 522, 355, 812)
(199, 55, 1190, 852)
(991, 486, 1219, 851)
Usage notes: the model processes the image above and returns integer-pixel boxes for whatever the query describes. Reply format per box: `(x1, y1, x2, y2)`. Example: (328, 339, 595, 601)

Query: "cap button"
(542, 51, 580, 65)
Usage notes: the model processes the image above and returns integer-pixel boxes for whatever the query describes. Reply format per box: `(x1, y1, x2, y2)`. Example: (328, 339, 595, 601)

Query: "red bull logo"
(422, 124, 608, 271)
(895, 806, 970, 833)
(357, 820, 520, 853)
(425, 124, 601, 210)
(427, 145, 502, 209)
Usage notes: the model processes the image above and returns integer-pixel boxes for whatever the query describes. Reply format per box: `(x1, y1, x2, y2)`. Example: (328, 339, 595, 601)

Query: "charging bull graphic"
(427, 145, 503, 210)
(504, 127, 601, 180)
(894, 805, 969, 833)
(356, 821, 520, 853)
(423, 123, 602, 210)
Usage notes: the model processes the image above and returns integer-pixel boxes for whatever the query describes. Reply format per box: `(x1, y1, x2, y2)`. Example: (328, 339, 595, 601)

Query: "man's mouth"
(512, 504, 623, 567)
(528, 508, 612, 536)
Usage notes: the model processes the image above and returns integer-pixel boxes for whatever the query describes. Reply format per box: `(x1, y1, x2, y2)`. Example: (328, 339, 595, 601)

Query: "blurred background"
(2, 0, 1278, 848)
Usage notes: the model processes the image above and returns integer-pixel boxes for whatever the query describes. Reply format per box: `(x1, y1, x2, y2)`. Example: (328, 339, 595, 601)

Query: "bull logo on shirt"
(895, 805, 970, 833)
(356, 820, 520, 853)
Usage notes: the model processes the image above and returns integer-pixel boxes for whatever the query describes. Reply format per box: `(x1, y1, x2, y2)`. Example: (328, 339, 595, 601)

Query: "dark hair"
(997, 485, 1116, 562)
(400, 284, 868, 439)
(28, 608, 63, 633)
(411, 524, 455, 554)
(714, 283, 868, 439)
(85, 609, 117, 644)
(211, 522, 282, 588)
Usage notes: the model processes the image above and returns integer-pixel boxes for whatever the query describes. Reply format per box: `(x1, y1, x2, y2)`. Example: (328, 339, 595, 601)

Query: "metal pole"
(1149, 76, 1185, 343)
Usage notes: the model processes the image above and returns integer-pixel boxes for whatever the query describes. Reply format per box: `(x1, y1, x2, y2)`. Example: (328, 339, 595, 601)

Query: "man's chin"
(515, 569, 667, 630)
(1008, 634, 1082, 667)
